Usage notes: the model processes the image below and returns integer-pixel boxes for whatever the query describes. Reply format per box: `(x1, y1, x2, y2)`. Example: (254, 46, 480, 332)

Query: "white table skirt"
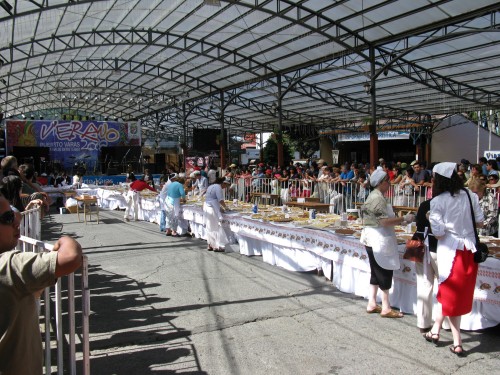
(82, 200, 499, 332)
(181, 206, 500, 331)
(43, 186, 98, 205)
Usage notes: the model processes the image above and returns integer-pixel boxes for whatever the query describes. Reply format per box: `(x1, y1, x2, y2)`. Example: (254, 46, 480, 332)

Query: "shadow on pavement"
(75, 264, 205, 374)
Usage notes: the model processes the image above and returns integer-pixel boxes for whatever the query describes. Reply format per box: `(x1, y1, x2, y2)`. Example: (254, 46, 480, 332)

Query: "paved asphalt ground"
(41, 208, 499, 375)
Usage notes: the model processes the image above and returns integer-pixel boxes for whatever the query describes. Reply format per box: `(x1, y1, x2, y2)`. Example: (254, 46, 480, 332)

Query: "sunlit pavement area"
(42, 208, 499, 375)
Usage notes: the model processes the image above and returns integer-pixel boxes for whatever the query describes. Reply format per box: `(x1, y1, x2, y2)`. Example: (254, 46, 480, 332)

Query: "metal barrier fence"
(17, 211, 90, 375)
(225, 177, 498, 215)
(19, 205, 42, 241)
(226, 178, 432, 211)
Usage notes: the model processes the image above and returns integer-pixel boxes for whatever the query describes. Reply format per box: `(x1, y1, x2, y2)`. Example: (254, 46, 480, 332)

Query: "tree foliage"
(283, 126, 319, 159)
(288, 136, 319, 159)
(262, 135, 293, 166)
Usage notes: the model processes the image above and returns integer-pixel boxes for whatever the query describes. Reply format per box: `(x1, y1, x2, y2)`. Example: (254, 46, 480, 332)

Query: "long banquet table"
(182, 205, 499, 331)
(94, 187, 499, 330)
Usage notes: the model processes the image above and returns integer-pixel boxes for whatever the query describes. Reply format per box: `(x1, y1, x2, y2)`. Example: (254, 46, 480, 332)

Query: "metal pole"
(82, 256, 90, 375)
(277, 74, 284, 167)
(489, 109, 492, 151)
(477, 111, 480, 162)
(220, 91, 226, 169)
(369, 45, 378, 168)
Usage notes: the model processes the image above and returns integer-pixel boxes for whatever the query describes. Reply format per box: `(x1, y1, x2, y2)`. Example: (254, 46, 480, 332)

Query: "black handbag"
(403, 228, 428, 263)
(463, 189, 489, 263)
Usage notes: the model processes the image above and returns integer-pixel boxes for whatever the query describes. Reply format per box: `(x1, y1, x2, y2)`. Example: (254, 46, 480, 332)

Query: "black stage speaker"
(101, 146, 141, 173)
(13, 146, 50, 172)
(192, 129, 227, 152)
(154, 153, 165, 171)
(143, 163, 156, 174)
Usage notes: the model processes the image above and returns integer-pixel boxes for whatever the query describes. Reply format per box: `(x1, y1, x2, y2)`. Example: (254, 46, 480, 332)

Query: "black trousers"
(365, 246, 393, 290)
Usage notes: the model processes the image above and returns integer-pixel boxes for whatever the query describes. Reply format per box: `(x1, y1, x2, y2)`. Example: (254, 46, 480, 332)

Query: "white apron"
(360, 204, 400, 270)
(203, 198, 229, 249)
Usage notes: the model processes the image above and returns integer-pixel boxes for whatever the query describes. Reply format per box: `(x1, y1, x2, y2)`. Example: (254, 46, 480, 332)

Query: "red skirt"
(437, 247, 478, 316)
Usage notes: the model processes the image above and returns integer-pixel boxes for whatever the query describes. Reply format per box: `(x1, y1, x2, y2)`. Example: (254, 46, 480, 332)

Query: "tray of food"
(305, 222, 331, 229)
(251, 214, 263, 219)
(486, 246, 500, 259)
(334, 228, 356, 236)
(270, 218, 294, 223)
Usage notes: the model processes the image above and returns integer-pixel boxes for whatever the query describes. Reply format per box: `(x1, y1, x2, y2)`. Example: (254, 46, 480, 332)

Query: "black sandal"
(449, 345, 465, 357)
(424, 331, 440, 345)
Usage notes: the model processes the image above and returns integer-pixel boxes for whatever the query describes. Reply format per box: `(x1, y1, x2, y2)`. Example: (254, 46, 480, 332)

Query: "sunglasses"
(0, 210, 16, 225)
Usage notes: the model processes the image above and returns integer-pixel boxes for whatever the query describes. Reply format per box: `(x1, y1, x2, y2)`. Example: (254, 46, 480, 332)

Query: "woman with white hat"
(425, 162, 484, 356)
(203, 177, 231, 252)
(360, 167, 415, 318)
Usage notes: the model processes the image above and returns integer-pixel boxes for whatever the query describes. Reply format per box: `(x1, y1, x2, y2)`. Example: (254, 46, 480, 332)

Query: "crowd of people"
(0, 153, 496, 370)
(156, 157, 496, 357)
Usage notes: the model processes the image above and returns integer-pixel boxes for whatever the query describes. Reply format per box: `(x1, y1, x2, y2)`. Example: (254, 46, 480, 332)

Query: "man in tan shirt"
(0, 194, 82, 375)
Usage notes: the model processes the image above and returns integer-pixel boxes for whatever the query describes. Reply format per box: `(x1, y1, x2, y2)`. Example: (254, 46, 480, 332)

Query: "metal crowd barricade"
(19, 205, 42, 242)
(17, 210, 90, 375)
(228, 177, 499, 221)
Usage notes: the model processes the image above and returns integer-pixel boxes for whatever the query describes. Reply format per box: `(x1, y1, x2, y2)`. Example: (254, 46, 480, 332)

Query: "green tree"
(284, 127, 319, 159)
(262, 135, 293, 166)
(289, 137, 319, 159)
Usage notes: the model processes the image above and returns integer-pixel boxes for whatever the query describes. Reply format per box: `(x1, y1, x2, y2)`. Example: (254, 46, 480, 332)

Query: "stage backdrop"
(5, 120, 141, 172)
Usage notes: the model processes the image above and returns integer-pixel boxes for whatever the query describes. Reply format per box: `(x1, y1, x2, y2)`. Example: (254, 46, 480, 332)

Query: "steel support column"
(369, 46, 378, 168)
(277, 74, 284, 167)
(182, 103, 187, 170)
(219, 91, 226, 169)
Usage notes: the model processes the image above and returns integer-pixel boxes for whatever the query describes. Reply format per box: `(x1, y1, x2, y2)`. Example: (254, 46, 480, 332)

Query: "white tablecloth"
(181, 206, 500, 331)
(96, 187, 160, 223)
(43, 186, 98, 204)
(86, 198, 500, 331)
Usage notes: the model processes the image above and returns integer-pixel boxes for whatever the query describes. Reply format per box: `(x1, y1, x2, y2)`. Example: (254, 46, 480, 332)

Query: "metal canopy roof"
(1, 0, 499, 140)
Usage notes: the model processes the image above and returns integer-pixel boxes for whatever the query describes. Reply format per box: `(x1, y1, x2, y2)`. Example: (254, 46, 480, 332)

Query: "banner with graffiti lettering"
(5, 120, 141, 171)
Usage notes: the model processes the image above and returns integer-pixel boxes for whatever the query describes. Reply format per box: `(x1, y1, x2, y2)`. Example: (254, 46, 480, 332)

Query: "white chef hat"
(370, 167, 387, 187)
(432, 162, 456, 178)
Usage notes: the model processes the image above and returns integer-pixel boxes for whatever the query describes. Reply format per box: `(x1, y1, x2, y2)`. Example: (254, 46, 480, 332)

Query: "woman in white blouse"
(427, 162, 484, 356)
(203, 177, 230, 252)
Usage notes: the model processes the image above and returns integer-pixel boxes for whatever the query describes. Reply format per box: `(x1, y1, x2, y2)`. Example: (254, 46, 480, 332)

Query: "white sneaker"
(124, 217, 130, 222)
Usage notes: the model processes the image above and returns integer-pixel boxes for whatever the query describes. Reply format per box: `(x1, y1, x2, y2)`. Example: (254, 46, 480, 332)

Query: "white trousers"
(124, 190, 140, 220)
(415, 251, 438, 329)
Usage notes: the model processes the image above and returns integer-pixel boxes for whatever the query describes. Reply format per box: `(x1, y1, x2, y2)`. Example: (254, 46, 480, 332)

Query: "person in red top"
(124, 173, 157, 221)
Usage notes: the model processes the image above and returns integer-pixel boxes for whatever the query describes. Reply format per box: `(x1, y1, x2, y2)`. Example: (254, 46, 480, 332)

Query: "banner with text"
(484, 151, 500, 160)
(338, 131, 410, 142)
(5, 120, 141, 171)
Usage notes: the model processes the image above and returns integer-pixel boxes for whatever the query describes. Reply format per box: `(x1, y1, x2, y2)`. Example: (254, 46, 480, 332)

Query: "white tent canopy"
(0, 0, 499, 141)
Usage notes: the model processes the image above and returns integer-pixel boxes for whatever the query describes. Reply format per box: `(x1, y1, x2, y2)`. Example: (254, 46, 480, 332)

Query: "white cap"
(370, 167, 387, 187)
(432, 162, 456, 178)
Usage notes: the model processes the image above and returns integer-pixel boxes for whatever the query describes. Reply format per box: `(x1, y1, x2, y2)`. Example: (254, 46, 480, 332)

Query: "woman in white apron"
(203, 177, 230, 251)
(164, 176, 187, 236)
(360, 168, 415, 318)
